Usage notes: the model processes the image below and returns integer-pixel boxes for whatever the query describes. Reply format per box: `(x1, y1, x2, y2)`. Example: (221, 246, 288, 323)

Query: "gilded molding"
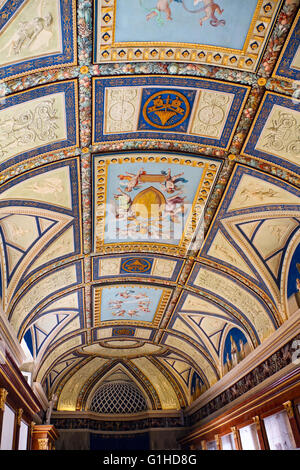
(283, 400, 294, 419)
(94, 0, 283, 72)
(0, 388, 8, 411)
(253, 415, 261, 431)
(215, 434, 222, 450)
(17, 408, 23, 426)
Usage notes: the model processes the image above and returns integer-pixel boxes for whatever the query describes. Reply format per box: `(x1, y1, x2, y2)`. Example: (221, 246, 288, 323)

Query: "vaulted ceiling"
(0, 0, 299, 414)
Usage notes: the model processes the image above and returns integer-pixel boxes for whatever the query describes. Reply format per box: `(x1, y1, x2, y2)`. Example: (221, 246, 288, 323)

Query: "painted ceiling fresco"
(0, 0, 299, 415)
(94, 0, 283, 71)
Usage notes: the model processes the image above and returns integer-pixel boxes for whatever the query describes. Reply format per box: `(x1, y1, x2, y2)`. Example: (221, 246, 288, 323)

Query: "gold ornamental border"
(92, 75, 251, 151)
(95, 0, 282, 72)
(93, 283, 173, 328)
(272, 9, 300, 83)
(142, 90, 190, 130)
(93, 153, 221, 256)
(0, 0, 78, 82)
(241, 90, 300, 178)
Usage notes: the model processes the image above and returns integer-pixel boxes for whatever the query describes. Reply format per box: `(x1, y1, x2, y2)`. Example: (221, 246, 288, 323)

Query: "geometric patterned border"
(187, 262, 280, 343)
(0, 158, 82, 300)
(8, 259, 83, 338)
(241, 91, 300, 175)
(93, 0, 283, 73)
(92, 253, 184, 283)
(199, 164, 300, 306)
(92, 75, 250, 149)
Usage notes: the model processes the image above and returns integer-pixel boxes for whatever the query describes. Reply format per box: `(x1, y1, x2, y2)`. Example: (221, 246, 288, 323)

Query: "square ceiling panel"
(0, 0, 77, 81)
(272, 10, 300, 83)
(0, 80, 79, 171)
(242, 91, 300, 175)
(92, 75, 250, 149)
(94, 0, 282, 71)
(93, 283, 173, 327)
(92, 152, 221, 256)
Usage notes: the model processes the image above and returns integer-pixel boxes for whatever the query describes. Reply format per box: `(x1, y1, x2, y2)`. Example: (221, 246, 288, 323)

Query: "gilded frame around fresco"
(93, 0, 283, 72)
(92, 151, 222, 257)
(92, 283, 173, 328)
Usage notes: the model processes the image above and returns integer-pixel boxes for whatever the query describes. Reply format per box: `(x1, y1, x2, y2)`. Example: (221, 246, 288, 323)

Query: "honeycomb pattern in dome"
(90, 381, 148, 414)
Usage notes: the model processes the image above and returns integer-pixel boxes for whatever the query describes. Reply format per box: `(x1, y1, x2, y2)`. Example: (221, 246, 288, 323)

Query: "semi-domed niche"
(90, 380, 148, 414)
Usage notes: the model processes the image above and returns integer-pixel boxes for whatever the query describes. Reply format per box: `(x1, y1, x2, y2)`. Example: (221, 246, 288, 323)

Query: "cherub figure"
(146, 0, 174, 22)
(127, 310, 139, 318)
(134, 293, 148, 300)
(118, 168, 146, 192)
(161, 168, 188, 194)
(111, 310, 126, 317)
(114, 188, 135, 219)
(164, 192, 186, 223)
(119, 289, 135, 299)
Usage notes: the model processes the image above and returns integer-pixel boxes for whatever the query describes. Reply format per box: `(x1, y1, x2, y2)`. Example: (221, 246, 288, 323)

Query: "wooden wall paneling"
(179, 368, 300, 449)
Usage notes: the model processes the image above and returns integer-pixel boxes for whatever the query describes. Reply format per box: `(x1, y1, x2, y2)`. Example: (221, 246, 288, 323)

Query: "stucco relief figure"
(238, 185, 279, 203)
(8, 13, 53, 56)
(29, 177, 64, 196)
(5, 220, 30, 240)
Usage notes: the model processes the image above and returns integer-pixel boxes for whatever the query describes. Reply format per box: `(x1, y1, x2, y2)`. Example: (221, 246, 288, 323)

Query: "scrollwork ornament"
(261, 111, 300, 158)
